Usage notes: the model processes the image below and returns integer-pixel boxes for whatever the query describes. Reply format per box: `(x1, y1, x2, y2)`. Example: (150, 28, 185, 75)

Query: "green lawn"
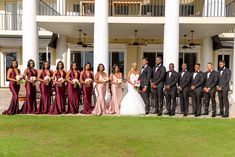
(0, 115, 235, 157)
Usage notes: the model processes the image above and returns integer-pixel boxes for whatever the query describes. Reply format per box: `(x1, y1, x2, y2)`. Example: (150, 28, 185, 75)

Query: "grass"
(0, 115, 235, 157)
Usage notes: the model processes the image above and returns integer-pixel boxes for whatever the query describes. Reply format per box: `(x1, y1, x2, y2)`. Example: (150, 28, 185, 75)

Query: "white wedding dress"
(120, 73, 146, 115)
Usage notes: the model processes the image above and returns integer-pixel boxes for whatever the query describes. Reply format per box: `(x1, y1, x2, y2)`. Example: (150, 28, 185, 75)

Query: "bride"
(120, 63, 146, 115)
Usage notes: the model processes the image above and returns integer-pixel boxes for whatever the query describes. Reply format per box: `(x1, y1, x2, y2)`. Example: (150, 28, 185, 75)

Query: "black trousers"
(179, 88, 189, 114)
(203, 90, 216, 114)
(218, 89, 229, 116)
(165, 88, 177, 114)
(153, 87, 164, 114)
(191, 90, 202, 115)
(141, 89, 150, 113)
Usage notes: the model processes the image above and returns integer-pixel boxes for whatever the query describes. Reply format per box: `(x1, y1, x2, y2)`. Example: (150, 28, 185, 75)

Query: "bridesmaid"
(92, 64, 109, 116)
(80, 63, 93, 114)
(21, 59, 37, 114)
(2, 60, 21, 115)
(107, 64, 123, 114)
(66, 62, 80, 114)
(37, 61, 52, 114)
(49, 61, 66, 115)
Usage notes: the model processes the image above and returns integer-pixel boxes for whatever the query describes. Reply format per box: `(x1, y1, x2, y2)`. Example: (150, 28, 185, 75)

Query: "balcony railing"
(0, 14, 22, 30)
(37, 0, 235, 17)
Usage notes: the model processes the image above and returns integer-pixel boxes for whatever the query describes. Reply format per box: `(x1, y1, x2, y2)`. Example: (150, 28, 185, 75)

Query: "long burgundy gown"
(21, 68, 37, 114)
(81, 71, 93, 114)
(49, 70, 66, 115)
(2, 69, 20, 115)
(66, 70, 80, 114)
(37, 70, 52, 114)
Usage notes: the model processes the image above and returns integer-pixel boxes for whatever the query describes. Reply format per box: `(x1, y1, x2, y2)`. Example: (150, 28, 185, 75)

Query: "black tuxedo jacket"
(191, 71, 205, 92)
(218, 68, 231, 91)
(139, 65, 152, 88)
(204, 70, 219, 91)
(151, 64, 166, 88)
(179, 70, 191, 91)
(164, 70, 179, 90)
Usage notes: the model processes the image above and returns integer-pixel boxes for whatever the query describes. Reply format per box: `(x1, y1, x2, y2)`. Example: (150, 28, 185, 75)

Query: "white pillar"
(56, 35, 67, 68)
(163, 0, 179, 71)
(57, 0, 66, 15)
(232, 29, 235, 103)
(94, 0, 109, 73)
(201, 37, 213, 72)
(22, 0, 38, 68)
(203, 0, 225, 17)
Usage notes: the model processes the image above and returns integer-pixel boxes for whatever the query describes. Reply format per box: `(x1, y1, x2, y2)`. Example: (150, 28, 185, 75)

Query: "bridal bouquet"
(133, 80, 140, 89)
(72, 79, 80, 88)
(57, 77, 65, 87)
(16, 75, 26, 84)
(85, 78, 93, 87)
(102, 77, 109, 83)
(44, 75, 51, 86)
(116, 78, 123, 84)
(30, 76, 37, 85)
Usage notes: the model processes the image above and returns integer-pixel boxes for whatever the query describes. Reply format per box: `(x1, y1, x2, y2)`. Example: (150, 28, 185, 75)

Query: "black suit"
(203, 70, 219, 115)
(178, 70, 191, 115)
(164, 70, 179, 114)
(139, 65, 152, 113)
(217, 67, 231, 116)
(151, 64, 166, 114)
(191, 71, 205, 116)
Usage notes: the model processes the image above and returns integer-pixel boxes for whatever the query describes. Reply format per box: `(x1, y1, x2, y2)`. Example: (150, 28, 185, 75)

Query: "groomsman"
(178, 63, 191, 116)
(203, 63, 219, 117)
(139, 57, 152, 114)
(190, 63, 205, 117)
(164, 63, 179, 116)
(217, 60, 231, 118)
(151, 57, 166, 116)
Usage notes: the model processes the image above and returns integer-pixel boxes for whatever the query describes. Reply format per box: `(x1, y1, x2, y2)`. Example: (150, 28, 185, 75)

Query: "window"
(180, 5, 195, 16)
(179, 53, 197, 72)
(141, 4, 164, 16)
(5, 52, 17, 82)
(143, 52, 163, 68)
(73, 4, 80, 14)
(109, 52, 124, 74)
(218, 55, 230, 70)
(83, 3, 94, 15)
(39, 52, 51, 69)
(71, 51, 93, 71)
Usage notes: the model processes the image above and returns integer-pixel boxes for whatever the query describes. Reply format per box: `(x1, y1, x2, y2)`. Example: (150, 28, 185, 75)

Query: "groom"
(139, 57, 152, 114)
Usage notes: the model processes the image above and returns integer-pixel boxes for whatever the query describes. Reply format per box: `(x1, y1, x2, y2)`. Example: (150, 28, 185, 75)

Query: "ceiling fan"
(189, 30, 200, 47)
(128, 30, 147, 46)
(75, 30, 93, 48)
(182, 34, 192, 49)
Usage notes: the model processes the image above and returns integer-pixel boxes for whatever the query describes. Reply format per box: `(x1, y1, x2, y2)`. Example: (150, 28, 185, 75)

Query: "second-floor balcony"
(0, 14, 22, 30)
(37, 0, 235, 17)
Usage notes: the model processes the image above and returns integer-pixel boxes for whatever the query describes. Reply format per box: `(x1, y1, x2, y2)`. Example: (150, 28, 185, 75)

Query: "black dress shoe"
(183, 113, 188, 117)
(157, 113, 162, 116)
(145, 112, 149, 115)
(194, 114, 200, 117)
(211, 114, 216, 117)
(222, 115, 229, 118)
(217, 113, 223, 116)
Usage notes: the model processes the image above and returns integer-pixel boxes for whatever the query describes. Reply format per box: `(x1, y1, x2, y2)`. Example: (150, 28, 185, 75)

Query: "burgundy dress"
(82, 71, 93, 114)
(2, 69, 20, 115)
(21, 68, 37, 114)
(37, 70, 52, 114)
(49, 70, 66, 115)
(66, 70, 80, 114)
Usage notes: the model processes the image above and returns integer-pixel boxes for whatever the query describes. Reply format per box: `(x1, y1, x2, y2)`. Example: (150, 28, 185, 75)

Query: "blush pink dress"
(107, 73, 123, 114)
(92, 73, 107, 116)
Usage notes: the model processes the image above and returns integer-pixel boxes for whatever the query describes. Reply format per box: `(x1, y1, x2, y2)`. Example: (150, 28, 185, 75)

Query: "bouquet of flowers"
(72, 79, 80, 88)
(116, 78, 123, 84)
(57, 77, 65, 87)
(44, 75, 51, 86)
(85, 78, 93, 87)
(30, 76, 37, 86)
(133, 80, 140, 89)
(102, 77, 109, 83)
(16, 75, 26, 84)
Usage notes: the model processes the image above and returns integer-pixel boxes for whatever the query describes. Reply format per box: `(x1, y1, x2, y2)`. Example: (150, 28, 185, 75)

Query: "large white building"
(1, 0, 235, 100)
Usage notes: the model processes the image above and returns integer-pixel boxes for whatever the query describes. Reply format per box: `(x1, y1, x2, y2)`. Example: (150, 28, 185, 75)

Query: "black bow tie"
(208, 70, 212, 73)
(142, 66, 145, 69)
(194, 71, 198, 73)
(182, 70, 186, 72)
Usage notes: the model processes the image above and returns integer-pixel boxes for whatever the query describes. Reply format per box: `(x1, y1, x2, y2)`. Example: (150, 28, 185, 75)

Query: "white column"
(203, 0, 225, 17)
(201, 37, 213, 72)
(57, 0, 66, 15)
(22, 0, 38, 68)
(163, 0, 179, 71)
(56, 35, 67, 68)
(232, 29, 235, 103)
(94, 0, 109, 73)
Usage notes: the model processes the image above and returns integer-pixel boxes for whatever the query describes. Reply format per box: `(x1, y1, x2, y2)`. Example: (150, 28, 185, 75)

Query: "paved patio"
(0, 88, 235, 118)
